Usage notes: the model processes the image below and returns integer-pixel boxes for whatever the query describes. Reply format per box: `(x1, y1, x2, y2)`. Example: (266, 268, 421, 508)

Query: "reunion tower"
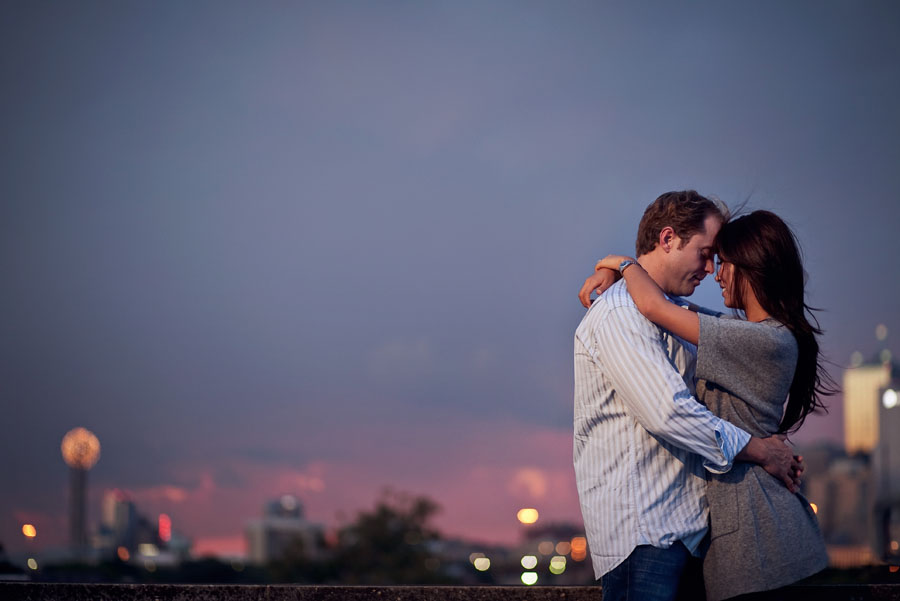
(61, 427, 101, 555)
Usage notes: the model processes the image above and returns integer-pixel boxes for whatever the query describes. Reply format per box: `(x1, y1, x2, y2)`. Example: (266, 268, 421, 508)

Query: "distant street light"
(516, 508, 539, 524)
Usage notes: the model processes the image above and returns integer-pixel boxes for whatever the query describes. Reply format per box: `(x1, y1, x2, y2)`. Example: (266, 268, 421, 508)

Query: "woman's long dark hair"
(717, 210, 838, 433)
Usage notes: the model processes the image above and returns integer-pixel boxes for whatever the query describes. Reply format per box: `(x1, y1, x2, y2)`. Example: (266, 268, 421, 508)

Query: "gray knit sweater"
(695, 313, 828, 601)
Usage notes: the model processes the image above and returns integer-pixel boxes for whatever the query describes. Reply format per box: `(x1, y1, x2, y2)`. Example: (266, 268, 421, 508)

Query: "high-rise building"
(245, 495, 325, 564)
(843, 361, 893, 454)
(100, 489, 139, 551)
(873, 380, 900, 561)
(805, 455, 872, 546)
(93, 488, 177, 562)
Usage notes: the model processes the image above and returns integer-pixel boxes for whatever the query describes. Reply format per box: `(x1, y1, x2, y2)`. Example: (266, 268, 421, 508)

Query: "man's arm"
(595, 304, 798, 488)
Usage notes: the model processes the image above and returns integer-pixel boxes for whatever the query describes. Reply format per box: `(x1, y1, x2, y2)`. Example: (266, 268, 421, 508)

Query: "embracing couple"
(573, 190, 833, 601)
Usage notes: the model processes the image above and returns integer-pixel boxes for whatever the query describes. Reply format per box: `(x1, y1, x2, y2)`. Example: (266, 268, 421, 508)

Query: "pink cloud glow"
(94, 418, 582, 557)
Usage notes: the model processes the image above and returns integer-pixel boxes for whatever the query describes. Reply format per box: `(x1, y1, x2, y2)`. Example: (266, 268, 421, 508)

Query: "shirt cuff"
(702, 420, 752, 474)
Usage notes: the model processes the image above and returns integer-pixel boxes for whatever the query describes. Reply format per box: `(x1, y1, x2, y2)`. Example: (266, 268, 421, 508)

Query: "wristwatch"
(618, 259, 637, 274)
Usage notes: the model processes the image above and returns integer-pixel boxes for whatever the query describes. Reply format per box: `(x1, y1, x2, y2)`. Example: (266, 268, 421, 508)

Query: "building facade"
(843, 361, 892, 454)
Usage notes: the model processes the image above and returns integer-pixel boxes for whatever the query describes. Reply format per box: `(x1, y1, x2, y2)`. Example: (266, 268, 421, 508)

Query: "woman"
(581, 210, 833, 600)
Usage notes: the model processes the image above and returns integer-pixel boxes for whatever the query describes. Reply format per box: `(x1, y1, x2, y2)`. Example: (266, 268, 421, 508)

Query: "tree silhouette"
(332, 489, 454, 584)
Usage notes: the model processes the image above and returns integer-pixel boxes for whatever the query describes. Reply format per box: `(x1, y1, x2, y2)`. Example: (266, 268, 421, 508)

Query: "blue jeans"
(600, 542, 705, 601)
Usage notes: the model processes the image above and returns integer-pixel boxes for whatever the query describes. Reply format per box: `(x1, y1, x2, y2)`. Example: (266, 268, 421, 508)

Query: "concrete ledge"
(3, 584, 900, 601)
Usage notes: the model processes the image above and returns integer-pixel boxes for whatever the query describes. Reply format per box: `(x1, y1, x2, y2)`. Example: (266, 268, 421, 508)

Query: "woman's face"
(715, 257, 739, 308)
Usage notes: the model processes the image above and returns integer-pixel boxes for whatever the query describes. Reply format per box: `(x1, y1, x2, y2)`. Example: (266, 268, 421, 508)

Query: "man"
(573, 190, 799, 601)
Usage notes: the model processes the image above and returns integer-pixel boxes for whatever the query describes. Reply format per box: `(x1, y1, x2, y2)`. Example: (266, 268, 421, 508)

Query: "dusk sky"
(2, 1, 898, 557)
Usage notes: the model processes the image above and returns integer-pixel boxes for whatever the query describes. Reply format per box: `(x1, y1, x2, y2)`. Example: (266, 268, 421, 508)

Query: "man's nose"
(704, 257, 715, 274)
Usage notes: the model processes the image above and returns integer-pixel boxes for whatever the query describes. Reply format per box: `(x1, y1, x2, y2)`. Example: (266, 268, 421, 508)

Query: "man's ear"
(659, 226, 676, 253)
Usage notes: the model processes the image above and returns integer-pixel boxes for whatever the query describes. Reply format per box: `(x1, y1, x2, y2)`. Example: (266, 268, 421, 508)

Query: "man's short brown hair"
(635, 190, 727, 256)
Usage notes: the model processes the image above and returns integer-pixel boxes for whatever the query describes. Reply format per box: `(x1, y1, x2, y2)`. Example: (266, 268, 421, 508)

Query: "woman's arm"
(595, 254, 700, 345)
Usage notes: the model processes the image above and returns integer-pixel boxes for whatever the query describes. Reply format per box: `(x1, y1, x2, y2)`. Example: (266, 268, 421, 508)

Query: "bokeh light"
(474, 557, 490, 571)
(810, 503, 818, 514)
(22, 524, 36, 538)
(520, 555, 538, 569)
(850, 351, 863, 367)
(883, 389, 898, 410)
(139, 543, 159, 557)
(521, 572, 538, 585)
(27, 558, 38, 570)
(549, 555, 567, 574)
(516, 508, 539, 524)
(469, 552, 485, 564)
(556, 541, 571, 555)
(117, 546, 130, 561)
(538, 541, 554, 555)
(570, 536, 587, 561)
(159, 514, 172, 542)
(876, 323, 888, 341)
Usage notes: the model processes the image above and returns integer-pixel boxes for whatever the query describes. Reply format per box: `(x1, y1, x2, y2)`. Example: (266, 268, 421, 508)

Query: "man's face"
(665, 214, 721, 296)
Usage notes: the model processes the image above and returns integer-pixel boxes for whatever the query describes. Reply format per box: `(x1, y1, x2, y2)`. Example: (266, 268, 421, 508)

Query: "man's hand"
(736, 435, 802, 493)
(578, 268, 620, 308)
(793, 454, 805, 486)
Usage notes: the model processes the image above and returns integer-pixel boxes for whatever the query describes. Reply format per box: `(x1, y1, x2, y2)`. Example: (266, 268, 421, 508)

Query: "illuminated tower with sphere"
(61, 427, 101, 555)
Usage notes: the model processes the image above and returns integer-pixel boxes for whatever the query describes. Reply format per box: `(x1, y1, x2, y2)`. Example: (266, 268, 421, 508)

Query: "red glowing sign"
(158, 514, 171, 542)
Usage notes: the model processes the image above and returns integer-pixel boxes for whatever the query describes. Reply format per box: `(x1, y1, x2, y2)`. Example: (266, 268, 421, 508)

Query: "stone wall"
(3, 584, 900, 601)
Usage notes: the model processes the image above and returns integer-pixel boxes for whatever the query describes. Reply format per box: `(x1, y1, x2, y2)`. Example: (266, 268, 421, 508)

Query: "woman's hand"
(579, 268, 619, 308)
(594, 254, 633, 272)
(578, 255, 635, 308)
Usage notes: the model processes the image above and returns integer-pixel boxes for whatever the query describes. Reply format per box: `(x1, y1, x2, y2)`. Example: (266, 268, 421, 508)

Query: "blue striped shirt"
(573, 279, 751, 578)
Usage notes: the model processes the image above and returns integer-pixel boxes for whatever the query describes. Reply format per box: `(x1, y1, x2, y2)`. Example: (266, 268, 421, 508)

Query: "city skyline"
(2, 1, 899, 558)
